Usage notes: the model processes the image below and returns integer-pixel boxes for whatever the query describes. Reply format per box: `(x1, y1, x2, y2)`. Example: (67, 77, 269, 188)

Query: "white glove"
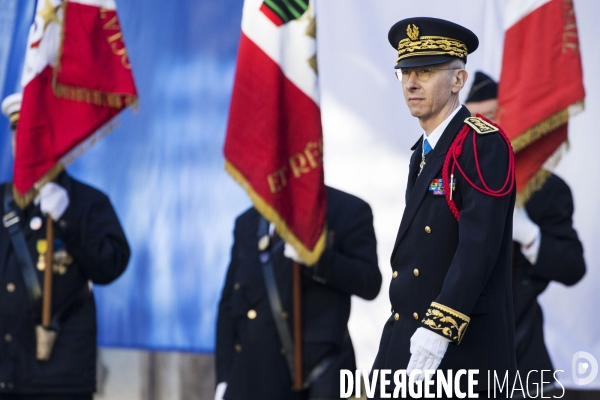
(214, 382, 227, 400)
(513, 206, 541, 264)
(39, 182, 69, 221)
(284, 243, 304, 264)
(406, 327, 450, 382)
(512, 206, 539, 246)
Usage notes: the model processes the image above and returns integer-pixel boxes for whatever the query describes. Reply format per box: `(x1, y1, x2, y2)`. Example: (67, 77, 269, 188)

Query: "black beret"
(388, 17, 479, 68)
(465, 71, 498, 103)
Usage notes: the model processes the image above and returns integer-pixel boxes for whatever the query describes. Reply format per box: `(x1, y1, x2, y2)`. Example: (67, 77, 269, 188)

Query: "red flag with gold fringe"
(498, 0, 584, 204)
(224, 0, 326, 265)
(14, 0, 137, 207)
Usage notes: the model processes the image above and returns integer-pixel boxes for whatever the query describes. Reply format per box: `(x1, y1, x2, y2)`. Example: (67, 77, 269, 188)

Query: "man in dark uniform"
(0, 93, 130, 400)
(371, 18, 516, 398)
(466, 72, 586, 398)
(215, 186, 381, 400)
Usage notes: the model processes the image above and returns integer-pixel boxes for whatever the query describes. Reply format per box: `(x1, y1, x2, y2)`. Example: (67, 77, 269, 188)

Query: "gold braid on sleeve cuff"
(421, 302, 470, 344)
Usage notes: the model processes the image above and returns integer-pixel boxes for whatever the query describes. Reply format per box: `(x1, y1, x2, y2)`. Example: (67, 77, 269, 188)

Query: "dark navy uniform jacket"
(0, 172, 130, 396)
(513, 173, 585, 386)
(216, 187, 381, 400)
(372, 106, 516, 395)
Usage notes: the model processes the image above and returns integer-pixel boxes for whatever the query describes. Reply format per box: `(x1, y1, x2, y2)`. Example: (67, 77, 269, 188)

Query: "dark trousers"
(0, 395, 92, 400)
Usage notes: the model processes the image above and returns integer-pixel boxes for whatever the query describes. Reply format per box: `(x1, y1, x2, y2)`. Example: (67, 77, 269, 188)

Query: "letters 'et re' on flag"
(14, 0, 137, 207)
(224, 0, 326, 265)
(498, 0, 584, 204)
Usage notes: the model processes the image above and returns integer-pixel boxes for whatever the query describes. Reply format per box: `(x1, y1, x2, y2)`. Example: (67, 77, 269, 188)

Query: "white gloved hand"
(512, 206, 540, 247)
(406, 327, 450, 382)
(39, 182, 70, 221)
(284, 243, 304, 264)
(214, 382, 227, 400)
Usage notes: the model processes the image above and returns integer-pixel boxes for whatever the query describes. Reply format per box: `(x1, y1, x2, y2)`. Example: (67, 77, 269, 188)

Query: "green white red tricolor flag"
(498, 0, 584, 204)
(224, 0, 326, 265)
(15, 0, 137, 207)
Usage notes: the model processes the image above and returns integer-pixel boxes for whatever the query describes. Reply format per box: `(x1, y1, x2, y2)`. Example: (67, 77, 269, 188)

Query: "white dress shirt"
(422, 105, 462, 157)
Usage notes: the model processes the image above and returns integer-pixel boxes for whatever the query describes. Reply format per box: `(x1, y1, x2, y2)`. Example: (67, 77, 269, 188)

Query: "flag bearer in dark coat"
(371, 18, 517, 398)
(466, 72, 586, 397)
(215, 186, 381, 400)
(0, 93, 130, 400)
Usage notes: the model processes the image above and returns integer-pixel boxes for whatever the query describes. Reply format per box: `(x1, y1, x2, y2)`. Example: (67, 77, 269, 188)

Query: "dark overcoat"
(216, 186, 381, 400)
(0, 172, 130, 395)
(513, 173, 585, 386)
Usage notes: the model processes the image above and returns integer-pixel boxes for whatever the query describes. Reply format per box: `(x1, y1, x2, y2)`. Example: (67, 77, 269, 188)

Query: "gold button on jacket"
(413, 312, 419, 320)
(6, 283, 15, 293)
(413, 269, 419, 277)
(247, 309, 257, 319)
(392, 271, 398, 278)
(394, 313, 400, 321)
(425, 226, 432, 234)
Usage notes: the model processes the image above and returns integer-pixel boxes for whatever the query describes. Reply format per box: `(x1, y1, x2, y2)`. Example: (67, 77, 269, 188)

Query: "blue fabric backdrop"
(0, 0, 249, 352)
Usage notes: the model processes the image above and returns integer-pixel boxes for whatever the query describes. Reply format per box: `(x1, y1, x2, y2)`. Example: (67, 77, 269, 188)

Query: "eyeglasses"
(395, 67, 462, 83)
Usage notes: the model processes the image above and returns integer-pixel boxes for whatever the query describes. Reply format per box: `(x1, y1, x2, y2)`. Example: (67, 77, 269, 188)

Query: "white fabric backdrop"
(315, 0, 600, 389)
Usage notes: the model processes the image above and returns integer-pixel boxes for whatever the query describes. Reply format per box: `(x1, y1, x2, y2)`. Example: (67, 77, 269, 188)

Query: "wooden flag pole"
(42, 215, 54, 328)
(292, 261, 303, 390)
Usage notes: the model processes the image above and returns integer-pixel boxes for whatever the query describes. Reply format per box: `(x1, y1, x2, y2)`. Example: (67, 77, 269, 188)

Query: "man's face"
(465, 99, 498, 122)
(401, 62, 456, 121)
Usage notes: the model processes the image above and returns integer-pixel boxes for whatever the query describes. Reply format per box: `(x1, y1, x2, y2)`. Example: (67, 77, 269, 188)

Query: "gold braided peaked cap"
(388, 17, 479, 68)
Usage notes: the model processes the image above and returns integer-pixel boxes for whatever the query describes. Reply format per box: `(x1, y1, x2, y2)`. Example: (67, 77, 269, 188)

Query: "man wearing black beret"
(371, 18, 517, 398)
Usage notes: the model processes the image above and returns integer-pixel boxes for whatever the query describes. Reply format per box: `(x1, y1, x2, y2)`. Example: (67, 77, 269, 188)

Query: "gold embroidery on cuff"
(421, 302, 470, 344)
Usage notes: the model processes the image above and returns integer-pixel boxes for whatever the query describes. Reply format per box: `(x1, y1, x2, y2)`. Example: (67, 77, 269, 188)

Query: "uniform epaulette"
(464, 116, 499, 135)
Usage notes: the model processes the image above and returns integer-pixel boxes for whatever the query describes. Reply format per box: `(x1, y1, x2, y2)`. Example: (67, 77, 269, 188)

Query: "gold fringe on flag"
(225, 160, 327, 266)
(52, 82, 138, 110)
(51, 0, 138, 110)
(12, 118, 121, 209)
(515, 140, 568, 206)
(511, 101, 584, 153)
(13, 163, 66, 209)
(515, 169, 552, 207)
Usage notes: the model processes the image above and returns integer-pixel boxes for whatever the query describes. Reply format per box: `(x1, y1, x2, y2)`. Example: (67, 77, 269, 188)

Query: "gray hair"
(448, 59, 466, 70)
